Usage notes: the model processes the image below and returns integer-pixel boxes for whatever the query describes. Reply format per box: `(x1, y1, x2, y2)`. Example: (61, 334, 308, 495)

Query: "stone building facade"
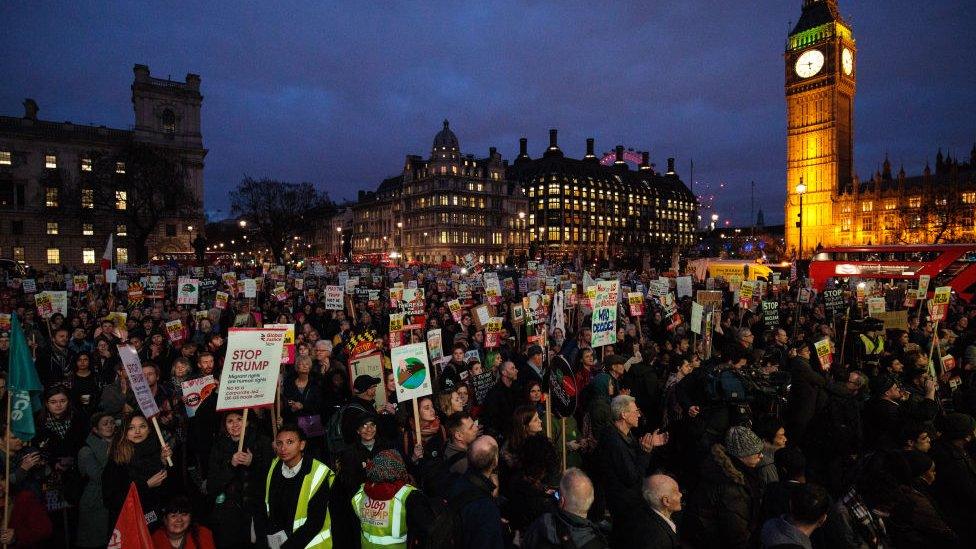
(352, 120, 528, 265)
(0, 64, 206, 268)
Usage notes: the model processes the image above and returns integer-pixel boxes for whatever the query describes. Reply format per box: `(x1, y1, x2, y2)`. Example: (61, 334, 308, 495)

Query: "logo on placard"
(396, 357, 427, 389)
(260, 332, 285, 344)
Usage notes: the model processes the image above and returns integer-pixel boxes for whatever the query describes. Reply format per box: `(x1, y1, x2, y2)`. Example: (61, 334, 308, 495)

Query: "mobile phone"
(553, 490, 560, 501)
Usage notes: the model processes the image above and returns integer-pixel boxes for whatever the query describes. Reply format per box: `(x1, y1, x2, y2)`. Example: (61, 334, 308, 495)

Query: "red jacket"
(151, 525, 216, 549)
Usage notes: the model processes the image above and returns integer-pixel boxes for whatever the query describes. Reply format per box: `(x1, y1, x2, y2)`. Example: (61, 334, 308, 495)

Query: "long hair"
(109, 412, 149, 465)
(37, 385, 74, 424)
(508, 405, 539, 453)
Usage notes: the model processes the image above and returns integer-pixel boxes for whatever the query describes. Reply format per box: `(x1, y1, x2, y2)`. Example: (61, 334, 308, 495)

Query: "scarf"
(44, 415, 71, 439)
(420, 417, 441, 440)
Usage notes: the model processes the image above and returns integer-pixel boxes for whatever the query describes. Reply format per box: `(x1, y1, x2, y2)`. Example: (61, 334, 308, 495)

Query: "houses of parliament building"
(784, 0, 975, 254)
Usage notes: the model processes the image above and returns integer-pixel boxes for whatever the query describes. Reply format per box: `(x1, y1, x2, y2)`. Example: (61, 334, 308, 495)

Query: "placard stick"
(545, 393, 552, 439)
(3, 392, 11, 549)
(560, 417, 567, 473)
(237, 408, 249, 453)
(151, 416, 173, 467)
(839, 304, 852, 368)
(926, 325, 940, 379)
(411, 398, 422, 451)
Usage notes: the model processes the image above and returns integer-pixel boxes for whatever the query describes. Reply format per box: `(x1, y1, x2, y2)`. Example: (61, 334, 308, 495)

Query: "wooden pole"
(151, 416, 173, 467)
(560, 417, 567, 473)
(237, 408, 249, 453)
(545, 393, 552, 439)
(272, 382, 281, 440)
(839, 304, 852, 368)
(3, 387, 11, 549)
(926, 323, 940, 379)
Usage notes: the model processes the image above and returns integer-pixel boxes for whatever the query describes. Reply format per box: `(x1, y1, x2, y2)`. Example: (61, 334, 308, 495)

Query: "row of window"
(843, 193, 975, 213)
(840, 214, 976, 232)
(0, 247, 129, 265)
(0, 150, 126, 174)
(43, 187, 127, 209)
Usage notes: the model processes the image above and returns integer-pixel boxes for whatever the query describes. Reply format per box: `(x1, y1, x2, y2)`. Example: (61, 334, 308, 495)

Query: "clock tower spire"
(785, 0, 855, 256)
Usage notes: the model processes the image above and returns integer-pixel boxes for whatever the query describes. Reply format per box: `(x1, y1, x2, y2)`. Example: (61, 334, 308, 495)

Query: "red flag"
(101, 233, 114, 276)
(106, 483, 153, 549)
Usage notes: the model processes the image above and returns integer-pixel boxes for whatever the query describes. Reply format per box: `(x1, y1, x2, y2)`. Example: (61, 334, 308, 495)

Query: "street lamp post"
(710, 213, 719, 232)
(396, 221, 403, 266)
(795, 178, 807, 258)
(518, 211, 525, 264)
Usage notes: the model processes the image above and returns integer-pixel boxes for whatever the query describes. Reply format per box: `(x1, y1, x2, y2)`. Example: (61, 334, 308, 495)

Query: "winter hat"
(937, 413, 976, 440)
(366, 449, 409, 483)
(902, 450, 934, 479)
(725, 426, 764, 457)
(872, 375, 899, 398)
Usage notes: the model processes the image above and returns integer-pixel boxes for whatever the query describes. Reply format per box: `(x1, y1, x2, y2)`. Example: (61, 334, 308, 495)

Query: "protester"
(350, 449, 432, 548)
(151, 495, 216, 549)
(102, 412, 173, 530)
(76, 412, 116, 549)
(522, 467, 608, 549)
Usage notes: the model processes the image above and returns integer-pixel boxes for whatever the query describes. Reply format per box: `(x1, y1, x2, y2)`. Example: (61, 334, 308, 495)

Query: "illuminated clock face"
(795, 49, 825, 78)
(842, 48, 854, 75)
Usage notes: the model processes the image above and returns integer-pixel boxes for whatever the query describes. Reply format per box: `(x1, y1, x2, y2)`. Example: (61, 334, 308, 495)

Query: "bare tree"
(889, 195, 974, 244)
(230, 177, 333, 263)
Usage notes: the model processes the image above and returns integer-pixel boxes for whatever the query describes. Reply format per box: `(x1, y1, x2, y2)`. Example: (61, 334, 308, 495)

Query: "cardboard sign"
(930, 286, 951, 322)
(348, 354, 386, 408)
(814, 338, 832, 371)
(117, 345, 160, 418)
(176, 277, 199, 305)
(391, 342, 433, 401)
(627, 293, 644, 317)
(324, 285, 344, 310)
(215, 328, 287, 411)
(181, 375, 216, 418)
(165, 320, 184, 343)
(696, 290, 723, 309)
(472, 304, 491, 330)
(876, 310, 909, 331)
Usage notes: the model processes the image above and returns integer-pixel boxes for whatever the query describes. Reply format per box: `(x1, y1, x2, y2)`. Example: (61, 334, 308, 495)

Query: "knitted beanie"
(366, 449, 409, 483)
(725, 425, 764, 457)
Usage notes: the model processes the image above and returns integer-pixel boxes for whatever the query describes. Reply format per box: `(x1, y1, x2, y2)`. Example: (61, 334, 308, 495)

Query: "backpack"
(704, 366, 748, 403)
(418, 450, 466, 499)
(325, 400, 370, 459)
(422, 488, 485, 549)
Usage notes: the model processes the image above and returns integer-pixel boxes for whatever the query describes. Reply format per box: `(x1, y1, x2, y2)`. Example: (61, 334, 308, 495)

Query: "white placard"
(216, 328, 287, 411)
(117, 345, 160, 418)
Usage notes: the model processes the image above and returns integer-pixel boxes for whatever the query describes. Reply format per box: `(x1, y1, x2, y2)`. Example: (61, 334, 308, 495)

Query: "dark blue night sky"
(2, 1, 973, 224)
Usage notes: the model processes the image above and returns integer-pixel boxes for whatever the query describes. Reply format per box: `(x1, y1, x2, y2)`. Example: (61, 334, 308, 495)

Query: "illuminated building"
(352, 120, 528, 264)
(784, 0, 856, 256)
(509, 130, 698, 262)
(0, 64, 205, 267)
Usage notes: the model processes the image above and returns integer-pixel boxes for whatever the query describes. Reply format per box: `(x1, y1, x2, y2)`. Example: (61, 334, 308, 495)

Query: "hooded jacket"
(760, 516, 812, 549)
(521, 508, 608, 549)
(682, 444, 763, 549)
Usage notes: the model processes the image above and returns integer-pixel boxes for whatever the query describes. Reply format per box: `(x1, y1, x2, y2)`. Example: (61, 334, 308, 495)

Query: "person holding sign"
(101, 413, 173, 530)
(207, 410, 274, 549)
(265, 423, 336, 549)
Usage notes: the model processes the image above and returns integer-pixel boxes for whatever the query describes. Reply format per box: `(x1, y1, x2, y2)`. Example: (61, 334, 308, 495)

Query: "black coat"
(930, 439, 976, 545)
(681, 444, 763, 549)
(481, 380, 519, 438)
(522, 509, 608, 549)
(101, 438, 171, 530)
(784, 356, 825, 440)
(597, 425, 653, 522)
(615, 500, 679, 549)
(207, 430, 274, 547)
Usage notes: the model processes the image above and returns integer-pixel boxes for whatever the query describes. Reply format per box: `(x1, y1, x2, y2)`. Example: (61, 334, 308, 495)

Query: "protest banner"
(814, 338, 832, 371)
(21, 279, 36, 294)
(867, 297, 886, 317)
(176, 277, 200, 305)
(469, 371, 495, 405)
(676, 276, 693, 299)
(216, 328, 286, 411)
(264, 323, 296, 365)
(485, 317, 502, 348)
(917, 274, 931, 298)
(242, 279, 257, 299)
(35, 292, 53, 317)
(324, 285, 343, 310)
(448, 299, 463, 322)
(590, 279, 619, 348)
(427, 328, 444, 366)
(181, 375, 216, 418)
(696, 290, 723, 309)
(215, 291, 229, 309)
(929, 286, 951, 322)
(348, 353, 387, 408)
(823, 289, 845, 314)
(762, 301, 780, 328)
(691, 302, 704, 335)
(739, 280, 755, 308)
(165, 320, 184, 343)
(627, 293, 644, 317)
(73, 275, 89, 293)
(118, 343, 170, 465)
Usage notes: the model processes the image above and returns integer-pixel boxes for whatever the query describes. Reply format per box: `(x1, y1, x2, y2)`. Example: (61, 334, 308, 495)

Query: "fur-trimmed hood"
(702, 443, 746, 486)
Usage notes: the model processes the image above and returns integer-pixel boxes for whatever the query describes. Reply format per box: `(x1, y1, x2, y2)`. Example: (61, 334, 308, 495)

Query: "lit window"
(83, 223, 94, 236)
(116, 247, 128, 264)
(935, 197, 947, 207)
(115, 162, 126, 174)
(884, 200, 896, 210)
(81, 158, 92, 171)
(45, 155, 57, 169)
(861, 201, 873, 212)
(45, 187, 58, 207)
(82, 249, 95, 264)
(82, 188, 94, 208)
(0, 151, 10, 165)
(841, 218, 851, 232)
(908, 196, 921, 208)
(46, 248, 60, 264)
(862, 216, 873, 232)
(115, 190, 127, 210)
(13, 247, 24, 262)
(117, 224, 127, 236)
(962, 192, 976, 204)
(46, 222, 58, 235)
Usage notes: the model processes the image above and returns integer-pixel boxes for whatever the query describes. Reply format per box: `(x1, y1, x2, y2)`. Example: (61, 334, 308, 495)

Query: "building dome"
(432, 119, 459, 151)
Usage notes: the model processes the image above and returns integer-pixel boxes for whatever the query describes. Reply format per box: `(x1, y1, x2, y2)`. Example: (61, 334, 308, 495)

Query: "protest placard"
(762, 301, 779, 328)
(22, 279, 36, 294)
(117, 345, 160, 418)
(485, 317, 502, 348)
(165, 320, 184, 343)
(324, 285, 343, 310)
(469, 371, 495, 405)
(391, 342, 433, 402)
(676, 276, 693, 299)
(447, 299, 463, 322)
(427, 329, 444, 365)
(867, 297, 886, 317)
(242, 279, 257, 299)
(917, 274, 931, 298)
(627, 293, 644, 317)
(696, 290, 723, 309)
(215, 328, 286, 411)
(264, 323, 296, 364)
(215, 291, 229, 310)
(35, 292, 53, 317)
(590, 279, 619, 348)
(691, 302, 704, 334)
(389, 313, 405, 333)
(181, 375, 216, 418)
(176, 277, 199, 305)
(814, 338, 832, 371)
(348, 353, 387, 408)
(823, 289, 845, 314)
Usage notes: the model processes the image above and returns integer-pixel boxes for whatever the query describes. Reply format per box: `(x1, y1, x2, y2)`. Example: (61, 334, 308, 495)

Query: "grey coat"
(76, 432, 111, 547)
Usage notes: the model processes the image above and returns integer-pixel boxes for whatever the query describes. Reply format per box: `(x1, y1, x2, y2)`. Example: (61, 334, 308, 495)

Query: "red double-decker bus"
(809, 244, 976, 300)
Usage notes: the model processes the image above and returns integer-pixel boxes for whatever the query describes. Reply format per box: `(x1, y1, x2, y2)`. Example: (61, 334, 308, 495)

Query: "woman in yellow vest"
(351, 449, 432, 548)
(265, 423, 335, 549)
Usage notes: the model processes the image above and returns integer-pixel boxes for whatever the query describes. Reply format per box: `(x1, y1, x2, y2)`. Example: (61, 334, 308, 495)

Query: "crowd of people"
(0, 259, 975, 549)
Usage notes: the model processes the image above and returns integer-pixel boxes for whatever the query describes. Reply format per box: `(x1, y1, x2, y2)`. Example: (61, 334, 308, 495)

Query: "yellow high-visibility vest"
(859, 334, 884, 356)
(352, 484, 416, 548)
(265, 457, 335, 548)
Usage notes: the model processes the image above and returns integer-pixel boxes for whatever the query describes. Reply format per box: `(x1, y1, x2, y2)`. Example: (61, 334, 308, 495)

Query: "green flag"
(8, 312, 42, 441)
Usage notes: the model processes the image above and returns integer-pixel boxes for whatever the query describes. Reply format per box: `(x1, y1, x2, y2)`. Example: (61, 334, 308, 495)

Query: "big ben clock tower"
(785, 0, 855, 256)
